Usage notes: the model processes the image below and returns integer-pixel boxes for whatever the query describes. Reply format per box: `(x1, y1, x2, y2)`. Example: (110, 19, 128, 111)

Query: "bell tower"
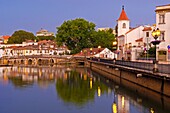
(117, 6, 130, 36)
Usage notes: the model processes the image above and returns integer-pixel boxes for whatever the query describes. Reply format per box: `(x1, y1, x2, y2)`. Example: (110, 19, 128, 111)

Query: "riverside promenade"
(86, 58, 170, 97)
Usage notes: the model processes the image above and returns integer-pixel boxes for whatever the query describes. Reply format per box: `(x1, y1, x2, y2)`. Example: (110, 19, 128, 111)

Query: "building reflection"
(0, 66, 68, 88)
(117, 95, 129, 113)
(112, 91, 118, 113)
(150, 108, 155, 113)
(0, 66, 169, 113)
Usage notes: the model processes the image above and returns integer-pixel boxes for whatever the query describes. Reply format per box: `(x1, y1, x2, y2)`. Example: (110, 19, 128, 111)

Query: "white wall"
(156, 5, 170, 61)
(126, 26, 144, 47)
(157, 12, 170, 50)
(118, 20, 130, 36)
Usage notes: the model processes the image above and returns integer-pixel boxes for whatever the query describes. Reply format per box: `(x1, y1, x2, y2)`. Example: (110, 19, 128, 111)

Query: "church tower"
(117, 6, 130, 36)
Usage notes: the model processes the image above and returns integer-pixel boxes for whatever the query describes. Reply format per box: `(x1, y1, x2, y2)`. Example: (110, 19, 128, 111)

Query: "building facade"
(36, 28, 54, 37)
(117, 6, 130, 37)
(156, 4, 170, 61)
(0, 40, 70, 58)
(117, 6, 156, 61)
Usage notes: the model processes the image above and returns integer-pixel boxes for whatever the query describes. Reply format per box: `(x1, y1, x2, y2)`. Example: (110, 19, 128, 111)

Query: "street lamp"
(90, 48, 93, 54)
(151, 28, 161, 72)
(113, 40, 117, 63)
(113, 41, 117, 59)
(90, 48, 93, 60)
(98, 46, 101, 61)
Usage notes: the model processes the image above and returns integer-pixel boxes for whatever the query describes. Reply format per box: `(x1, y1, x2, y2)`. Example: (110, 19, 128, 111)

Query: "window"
(138, 42, 141, 47)
(128, 43, 132, 48)
(123, 23, 126, 28)
(146, 32, 149, 37)
(160, 31, 165, 41)
(159, 14, 165, 24)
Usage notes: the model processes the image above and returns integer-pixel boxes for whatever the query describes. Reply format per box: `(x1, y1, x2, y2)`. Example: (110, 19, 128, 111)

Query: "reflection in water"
(56, 69, 108, 106)
(0, 66, 170, 113)
(150, 108, 154, 113)
(112, 102, 117, 113)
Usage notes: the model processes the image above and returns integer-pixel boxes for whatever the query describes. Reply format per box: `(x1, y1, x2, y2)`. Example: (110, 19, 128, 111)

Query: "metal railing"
(88, 58, 170, 74)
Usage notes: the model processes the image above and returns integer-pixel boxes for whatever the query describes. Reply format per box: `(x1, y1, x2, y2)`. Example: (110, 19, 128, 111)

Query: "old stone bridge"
(0, 55, 86, 65)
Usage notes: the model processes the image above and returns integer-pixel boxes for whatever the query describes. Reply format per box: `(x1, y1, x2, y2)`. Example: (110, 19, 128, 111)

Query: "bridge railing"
(88, 57, 170, 74)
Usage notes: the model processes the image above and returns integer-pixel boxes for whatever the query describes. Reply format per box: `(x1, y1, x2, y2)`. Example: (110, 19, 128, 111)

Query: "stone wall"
(86, 61, 170, 97)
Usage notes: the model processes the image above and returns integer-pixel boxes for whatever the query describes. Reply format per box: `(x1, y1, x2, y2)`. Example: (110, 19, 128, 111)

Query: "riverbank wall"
(86, 60, 170, 97)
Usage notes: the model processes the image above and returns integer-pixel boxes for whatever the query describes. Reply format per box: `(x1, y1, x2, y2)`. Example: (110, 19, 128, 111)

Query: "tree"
(93, 29, 115, 50)
(56, 69, 108, 106)
(148, 46, 156, 57)
(8, 30, 37, 44)
(56, 18, 96, 54)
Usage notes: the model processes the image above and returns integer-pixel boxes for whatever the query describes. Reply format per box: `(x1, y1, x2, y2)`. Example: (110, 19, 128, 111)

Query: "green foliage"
(8, 76, 34, 88)
(8, 30, 37, 44)
(56, 18, 96, 54)
(56, 18, 116, 54)
(148, 46, 156, 57)
(37, 36, 55, 41)
(93, 30, 115, 50)
(56, 70, 108, 106)
(115, 24, 118, 37)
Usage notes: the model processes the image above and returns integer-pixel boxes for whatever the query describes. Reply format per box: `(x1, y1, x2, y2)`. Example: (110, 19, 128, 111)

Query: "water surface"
(0, 66, 169, 113)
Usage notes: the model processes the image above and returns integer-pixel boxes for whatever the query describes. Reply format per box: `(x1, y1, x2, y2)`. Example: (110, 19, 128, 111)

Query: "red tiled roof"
(25, 40, 34, 43)
(3, 35, 10, 39)
(143, 27, 152, 31)
(74, 48, 104, 57)
(117, 6, 129, 21)
(6, 46, 20, 49)
(135, 38, 143, 42)
(38, 40, 55, 44)
(117, 35, 125, 38)
(125, 28, 136, 34)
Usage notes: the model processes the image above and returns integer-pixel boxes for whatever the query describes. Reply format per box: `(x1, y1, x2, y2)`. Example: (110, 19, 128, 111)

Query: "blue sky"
(0, 0, 170, 36)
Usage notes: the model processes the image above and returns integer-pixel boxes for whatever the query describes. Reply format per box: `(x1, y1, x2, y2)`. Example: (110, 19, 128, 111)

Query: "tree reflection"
(56, 70, 108, 106)
(9, 76, 34, 88)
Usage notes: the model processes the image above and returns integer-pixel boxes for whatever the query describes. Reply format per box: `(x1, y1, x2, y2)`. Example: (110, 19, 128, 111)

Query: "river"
(0, 65, 169, 113)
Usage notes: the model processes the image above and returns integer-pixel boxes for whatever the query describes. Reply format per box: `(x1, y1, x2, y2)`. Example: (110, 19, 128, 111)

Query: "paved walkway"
(133, 60, 170, 64)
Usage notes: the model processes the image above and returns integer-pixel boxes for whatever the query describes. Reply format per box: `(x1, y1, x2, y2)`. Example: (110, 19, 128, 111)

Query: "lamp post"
(113, 41, 117, 63)
(151, 28, 161, 72)
(90, 48, 93, 60)
(98, 46, 101, 61)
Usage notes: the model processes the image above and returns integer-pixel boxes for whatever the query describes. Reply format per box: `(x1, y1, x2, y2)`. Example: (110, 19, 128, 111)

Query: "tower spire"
(117, 5, 129, 21)
(122, 5, 124, 10)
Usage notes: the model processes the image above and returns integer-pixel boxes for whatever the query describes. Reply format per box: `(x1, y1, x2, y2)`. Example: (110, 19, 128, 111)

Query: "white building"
(94, 48, 117, 59)
(75, 48, 117, 59)
(156, 4, 170, 61)
(36, 28, 54, 37)
(1, 40, 70, 58)
(117, 6, 155, 60)
(117, 6, 130, 37)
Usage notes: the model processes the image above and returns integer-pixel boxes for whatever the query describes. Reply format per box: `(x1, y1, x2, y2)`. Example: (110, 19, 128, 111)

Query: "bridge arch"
(14, 60, 17, 64)
(28, 59, 33, 65)
(38, 59, 42, 65)
(49, 58, 55, 64)
(21, 59, 24, 64)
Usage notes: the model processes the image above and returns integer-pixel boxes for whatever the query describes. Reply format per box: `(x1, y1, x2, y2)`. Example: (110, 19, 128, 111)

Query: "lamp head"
(113, 41, 117, 46)
(156, 28, 160, 36)
(152, 29, 156, 37)
(152, 28, 160, 40)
